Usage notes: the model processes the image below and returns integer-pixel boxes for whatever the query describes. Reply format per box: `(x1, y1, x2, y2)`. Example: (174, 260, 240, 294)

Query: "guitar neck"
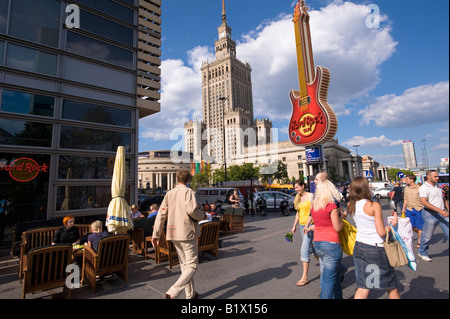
(294, 1, 315, 101)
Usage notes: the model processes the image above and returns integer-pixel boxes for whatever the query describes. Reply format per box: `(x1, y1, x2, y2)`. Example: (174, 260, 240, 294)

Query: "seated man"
(147, 204, 159, 219)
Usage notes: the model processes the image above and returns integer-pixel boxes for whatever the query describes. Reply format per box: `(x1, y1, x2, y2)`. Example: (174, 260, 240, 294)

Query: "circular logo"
(298, 113, 317, 137)
(9, 157, 46, 182)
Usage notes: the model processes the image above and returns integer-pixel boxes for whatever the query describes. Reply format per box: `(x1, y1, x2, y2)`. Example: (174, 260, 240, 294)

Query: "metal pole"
(218, 97, 228, 181)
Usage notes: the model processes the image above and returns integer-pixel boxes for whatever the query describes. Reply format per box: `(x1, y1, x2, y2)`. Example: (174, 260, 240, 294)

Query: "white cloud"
(343, 135, 404, 148)
(359, 81, 450, 128)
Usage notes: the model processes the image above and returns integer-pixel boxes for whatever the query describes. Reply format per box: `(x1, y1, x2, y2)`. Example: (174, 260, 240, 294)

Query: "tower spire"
(222, 0, 227, 23)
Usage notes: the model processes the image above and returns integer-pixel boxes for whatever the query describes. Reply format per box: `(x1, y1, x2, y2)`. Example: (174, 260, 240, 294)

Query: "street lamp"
(419, 139, 429, 169)
(218, 96, 228, 181)
(353, 144, 360, 156)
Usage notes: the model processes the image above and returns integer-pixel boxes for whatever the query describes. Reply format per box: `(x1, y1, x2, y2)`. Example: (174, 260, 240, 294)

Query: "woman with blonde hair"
(308, 177, 344, 299)
(348, 176, 400, 299)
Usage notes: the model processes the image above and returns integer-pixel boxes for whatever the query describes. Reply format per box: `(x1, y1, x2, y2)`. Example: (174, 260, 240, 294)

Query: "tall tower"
(200, 0, 255, 164)
(185, 0, 272, 166)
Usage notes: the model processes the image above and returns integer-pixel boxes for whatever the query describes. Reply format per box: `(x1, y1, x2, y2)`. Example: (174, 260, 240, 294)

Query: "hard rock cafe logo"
(290, 112, 324, 137)
(0, 157, 48, 182)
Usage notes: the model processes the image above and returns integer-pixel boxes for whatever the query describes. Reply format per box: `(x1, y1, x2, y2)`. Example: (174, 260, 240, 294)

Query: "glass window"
(58, 155, 131, 180)
(62, 100, 131, 127)
(75, 0, 134, 24)
(1, 90, 55, 117)
(0, 0, 8, 34)
(56, 185, 130, 211)
(80, 10, 134, 46)
(66, 31, 134, 69)
(0, 41, 4, 65)
(0, 119, 52, 147)
(60, 125, 131, 152)
(9, 0, 60, 47)
(6, 43, 57, 76)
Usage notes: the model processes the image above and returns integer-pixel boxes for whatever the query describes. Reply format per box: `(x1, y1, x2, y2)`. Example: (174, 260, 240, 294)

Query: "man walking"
(152, 170, 205, 299)
(418, 170, 449, 262)
(402, 174, 424, 248)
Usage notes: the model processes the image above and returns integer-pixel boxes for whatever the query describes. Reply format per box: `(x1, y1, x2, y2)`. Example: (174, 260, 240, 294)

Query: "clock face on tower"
(220, 32, 225, 39)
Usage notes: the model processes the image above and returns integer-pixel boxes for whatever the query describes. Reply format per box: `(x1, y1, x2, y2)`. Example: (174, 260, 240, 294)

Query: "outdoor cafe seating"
(21, 244, 73, 299)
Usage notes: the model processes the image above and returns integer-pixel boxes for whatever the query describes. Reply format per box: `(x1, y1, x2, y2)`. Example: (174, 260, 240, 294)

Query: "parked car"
(372, 187, 394, 199)
(253, 191, 295, 211)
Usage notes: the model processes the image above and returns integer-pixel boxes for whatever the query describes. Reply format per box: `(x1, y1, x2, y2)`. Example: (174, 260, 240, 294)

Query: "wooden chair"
(157, 230, 179, 269)
(230, 208, 245, 233)
(131, 228, 145, 256)
(76, 224, 91, 238)
(82, 235, 130, 293)
(198, 222, 220, 259)
(19, 227, 60, 282)
(22, 244, 72, 299)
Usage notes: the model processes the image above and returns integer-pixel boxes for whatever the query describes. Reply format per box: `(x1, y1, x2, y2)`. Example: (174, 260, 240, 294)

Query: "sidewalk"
(0, 199, 448, 301)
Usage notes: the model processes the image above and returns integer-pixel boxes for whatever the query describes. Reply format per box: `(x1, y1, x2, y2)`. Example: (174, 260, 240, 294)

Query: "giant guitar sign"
(289, 0, 338, 147)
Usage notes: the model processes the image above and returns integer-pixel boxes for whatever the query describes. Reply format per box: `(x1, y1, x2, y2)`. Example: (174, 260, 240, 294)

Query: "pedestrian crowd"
(289, 169, 449, 299)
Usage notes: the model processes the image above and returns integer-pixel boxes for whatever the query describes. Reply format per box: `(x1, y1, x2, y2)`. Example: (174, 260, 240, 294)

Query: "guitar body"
(288, 66, 338, 146)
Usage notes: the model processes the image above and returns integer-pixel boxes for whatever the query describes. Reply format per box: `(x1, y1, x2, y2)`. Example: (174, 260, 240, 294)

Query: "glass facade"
(0, 0, 154, 248)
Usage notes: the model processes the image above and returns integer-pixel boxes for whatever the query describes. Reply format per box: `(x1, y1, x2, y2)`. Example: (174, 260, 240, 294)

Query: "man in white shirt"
(418, 170, 449, 262)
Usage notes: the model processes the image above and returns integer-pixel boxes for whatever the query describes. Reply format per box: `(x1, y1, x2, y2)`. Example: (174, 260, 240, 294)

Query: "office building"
(402, 140, 418, 169)
(185, 0, 272, 165)
(0, 0, 161, 242)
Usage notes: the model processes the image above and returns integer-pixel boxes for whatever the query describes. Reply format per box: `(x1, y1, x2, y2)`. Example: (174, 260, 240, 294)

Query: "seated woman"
(52, 215, 80, 245)
(130, 204, 144, 219)
(85, 220, 109, 252)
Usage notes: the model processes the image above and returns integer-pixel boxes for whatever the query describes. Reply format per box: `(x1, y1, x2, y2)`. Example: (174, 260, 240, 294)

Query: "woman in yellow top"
(290, 180, 315, 286)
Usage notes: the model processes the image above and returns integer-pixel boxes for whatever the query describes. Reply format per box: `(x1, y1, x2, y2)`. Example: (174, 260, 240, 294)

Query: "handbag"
(339, 219, 357, 256)
(383, 226, 408, 268)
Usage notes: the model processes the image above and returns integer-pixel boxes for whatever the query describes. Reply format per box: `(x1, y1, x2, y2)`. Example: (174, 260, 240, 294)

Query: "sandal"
(296, 279, 309, 287)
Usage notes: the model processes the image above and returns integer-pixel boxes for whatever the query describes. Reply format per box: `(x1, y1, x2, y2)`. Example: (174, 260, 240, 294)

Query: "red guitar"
(289, 0, 338, 146)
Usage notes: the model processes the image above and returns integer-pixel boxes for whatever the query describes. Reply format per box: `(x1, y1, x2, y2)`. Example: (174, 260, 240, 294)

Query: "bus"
(263, 183, 295, 194)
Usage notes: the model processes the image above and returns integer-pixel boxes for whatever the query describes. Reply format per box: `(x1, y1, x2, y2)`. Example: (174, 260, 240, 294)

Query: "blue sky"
(138, 0, 449, 169)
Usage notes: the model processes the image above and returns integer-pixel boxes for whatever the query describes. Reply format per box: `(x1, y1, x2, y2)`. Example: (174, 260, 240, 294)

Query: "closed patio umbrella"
(106, 146, 133, 234)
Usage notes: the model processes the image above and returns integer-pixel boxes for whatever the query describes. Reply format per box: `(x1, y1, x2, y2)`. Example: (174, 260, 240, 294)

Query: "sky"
(138, 0, 449, 169)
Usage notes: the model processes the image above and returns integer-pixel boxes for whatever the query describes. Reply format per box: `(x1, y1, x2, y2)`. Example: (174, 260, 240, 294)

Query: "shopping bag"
(339, 219, 357, 256)
(397, 217, 414, 257)
(383, 226, 408, 268)
(390, 224, 417, 271)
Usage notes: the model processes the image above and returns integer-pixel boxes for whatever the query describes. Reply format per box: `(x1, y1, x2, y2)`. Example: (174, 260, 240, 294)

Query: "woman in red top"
(308, 179, 345, 299)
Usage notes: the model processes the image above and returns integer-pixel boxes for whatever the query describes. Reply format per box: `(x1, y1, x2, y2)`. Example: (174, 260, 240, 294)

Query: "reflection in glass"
(62, 100, 131, 127)
(0, 41, 4, 65)
(6, 43, 57, 76)
(66, 32, 134, 69)
(1, 90, 54, 117)
(60, 126, 131, 152)
(80, 10, 134, 46)
(0, 0, 7, 34)
(58, 155, 131, 180)
(0, 119, 52, 147)
(9, 0, 61, 47)
(56, 185, 130, 211)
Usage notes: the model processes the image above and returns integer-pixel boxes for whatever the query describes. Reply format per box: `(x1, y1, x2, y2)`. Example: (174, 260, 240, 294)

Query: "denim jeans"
(314, 241, 343, 299)
(419, 209, 449, 257)
(299, 224, 315, 262)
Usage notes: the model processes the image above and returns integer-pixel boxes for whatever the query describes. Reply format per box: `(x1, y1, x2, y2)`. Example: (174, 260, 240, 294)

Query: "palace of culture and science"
(184, 0, 273, 167)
